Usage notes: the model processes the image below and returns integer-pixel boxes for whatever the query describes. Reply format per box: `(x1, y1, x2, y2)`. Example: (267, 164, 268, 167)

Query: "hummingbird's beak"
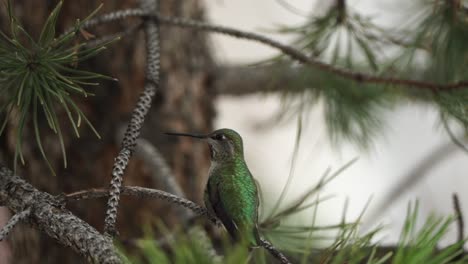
(164, 132, 208, 139)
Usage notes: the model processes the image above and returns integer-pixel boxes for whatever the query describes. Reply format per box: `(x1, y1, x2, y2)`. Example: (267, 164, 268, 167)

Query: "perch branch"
(0, 208, 31, 241)
(0, 165, 121, 263)
(72, 8, 468, 91)
(103, 0, 161, 237)
(67, 186, 219, 225)
(259, 237, 292, 264)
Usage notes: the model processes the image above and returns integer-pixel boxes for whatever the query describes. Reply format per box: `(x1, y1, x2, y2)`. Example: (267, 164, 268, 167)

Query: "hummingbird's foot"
(207, 213, 222, 227)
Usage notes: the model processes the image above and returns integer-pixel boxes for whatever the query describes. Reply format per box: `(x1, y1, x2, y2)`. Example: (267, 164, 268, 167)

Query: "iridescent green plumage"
(166, 128, 260, 247)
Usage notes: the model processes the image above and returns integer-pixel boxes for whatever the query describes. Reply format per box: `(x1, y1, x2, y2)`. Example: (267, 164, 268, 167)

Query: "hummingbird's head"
(165, 128, 244, 162)
(206, 128, 244, 162)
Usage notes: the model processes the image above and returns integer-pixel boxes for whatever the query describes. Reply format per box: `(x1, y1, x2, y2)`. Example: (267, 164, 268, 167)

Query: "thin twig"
(71, 8, 468, 91)
(67, 186, 219, 225)
(103, 1, 161, 237)
(0, 208, 31, 241)
(441, 116, 468, 155)
(452, 194, 464, 244)
(85, 22, 144, 48)
(62, 9, 148, 36)
(452, 193, 465, 261)
(259, 237, 292, 264)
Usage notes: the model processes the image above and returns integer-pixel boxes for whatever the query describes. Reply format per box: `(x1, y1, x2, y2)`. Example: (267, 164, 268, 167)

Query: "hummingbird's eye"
(213, 134, 226, 140)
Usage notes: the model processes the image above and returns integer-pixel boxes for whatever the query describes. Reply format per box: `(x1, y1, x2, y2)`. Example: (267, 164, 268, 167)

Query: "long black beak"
(164, 132, 208, 139)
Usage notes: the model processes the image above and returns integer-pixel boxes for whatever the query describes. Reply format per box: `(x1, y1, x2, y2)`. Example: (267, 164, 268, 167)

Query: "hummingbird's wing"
(206, 181, 240, 241)
(206, 176, 260, 247)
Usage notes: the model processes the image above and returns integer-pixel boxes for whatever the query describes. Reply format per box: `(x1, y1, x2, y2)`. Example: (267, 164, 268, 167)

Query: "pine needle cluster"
(0, 1, 114, 174)
(268, 0, 468, 148)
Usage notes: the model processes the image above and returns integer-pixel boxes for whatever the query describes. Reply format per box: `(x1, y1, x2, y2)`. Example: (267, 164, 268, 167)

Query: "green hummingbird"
(166, 128, 261, 247)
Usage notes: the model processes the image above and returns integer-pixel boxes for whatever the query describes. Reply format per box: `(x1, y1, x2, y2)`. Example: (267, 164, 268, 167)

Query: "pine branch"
(0, 2, 113, 174)
(103, 0, 160, 237)
(0, 208, 30, 241)
(0, 165, 121, 263)
(70, 8, 468, 91)
(150, 15, 468, 91)
(66, 186, 219, 225)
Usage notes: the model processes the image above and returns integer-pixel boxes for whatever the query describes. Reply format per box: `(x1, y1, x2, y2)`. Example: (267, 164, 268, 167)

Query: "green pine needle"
(0, 1, 115, 174)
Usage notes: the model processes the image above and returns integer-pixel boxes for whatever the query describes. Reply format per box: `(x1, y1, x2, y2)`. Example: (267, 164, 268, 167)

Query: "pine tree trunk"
(0, 0, 215, 263)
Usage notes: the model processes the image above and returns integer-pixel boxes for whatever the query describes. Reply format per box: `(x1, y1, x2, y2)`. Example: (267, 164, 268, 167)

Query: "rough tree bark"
(0, 0, 215, 263)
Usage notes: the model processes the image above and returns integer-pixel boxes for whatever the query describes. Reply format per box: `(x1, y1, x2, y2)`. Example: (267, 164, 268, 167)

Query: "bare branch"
(67, 186, 219, 225)
(0, 166, 121, 263)
(259, 237, 292, 264)
(0, 208, 30, 241)
(104, 1, 161, 237)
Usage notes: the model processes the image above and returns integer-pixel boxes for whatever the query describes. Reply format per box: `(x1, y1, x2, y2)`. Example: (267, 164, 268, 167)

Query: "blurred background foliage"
(265, 0, 467, 149)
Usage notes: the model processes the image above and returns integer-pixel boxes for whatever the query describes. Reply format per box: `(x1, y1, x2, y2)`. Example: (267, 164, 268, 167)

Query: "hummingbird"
(166, 128, 261, 247)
